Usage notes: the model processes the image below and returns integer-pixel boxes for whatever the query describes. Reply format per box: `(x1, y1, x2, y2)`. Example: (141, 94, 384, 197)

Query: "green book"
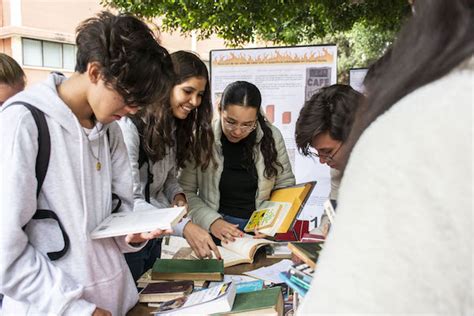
(152, 259, 224, 281)
(287, 242, 323, 268)
(216, 287, 283, 315)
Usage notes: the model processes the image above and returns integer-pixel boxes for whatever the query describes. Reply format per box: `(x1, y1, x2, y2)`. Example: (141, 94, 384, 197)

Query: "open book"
(192, 234, 275, 268)
(90, 206, 186, 239)
(243, 182, 316, 237)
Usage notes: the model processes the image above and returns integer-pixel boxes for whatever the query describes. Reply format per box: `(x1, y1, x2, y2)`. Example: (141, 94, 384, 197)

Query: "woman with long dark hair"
(299, 0, 473, 313)
(179, 81, 295, 243)
(119, 51, 220, 282)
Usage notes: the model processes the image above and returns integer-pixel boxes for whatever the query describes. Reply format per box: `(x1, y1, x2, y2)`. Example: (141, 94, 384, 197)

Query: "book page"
(223, 234, 274, 260)
(216, 247, 248, 267)
(90, 207, 186, 239)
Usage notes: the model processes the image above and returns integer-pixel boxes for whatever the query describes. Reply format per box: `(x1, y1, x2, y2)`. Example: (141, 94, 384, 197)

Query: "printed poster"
(210, 45, 337, 227)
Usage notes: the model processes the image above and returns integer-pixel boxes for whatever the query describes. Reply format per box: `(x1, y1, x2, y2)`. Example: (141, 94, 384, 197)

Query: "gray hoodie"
(0, 73, 142, 315)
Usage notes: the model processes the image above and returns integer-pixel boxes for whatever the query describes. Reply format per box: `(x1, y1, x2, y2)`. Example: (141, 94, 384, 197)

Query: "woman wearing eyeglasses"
(179, 81, 295, 244)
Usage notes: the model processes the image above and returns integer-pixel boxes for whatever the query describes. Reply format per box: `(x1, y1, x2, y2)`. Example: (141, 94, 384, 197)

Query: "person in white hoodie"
(0, 12, 175, 316)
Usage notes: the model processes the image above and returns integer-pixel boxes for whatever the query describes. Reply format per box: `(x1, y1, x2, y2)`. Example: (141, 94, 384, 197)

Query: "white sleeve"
(0, 106, 96, 314)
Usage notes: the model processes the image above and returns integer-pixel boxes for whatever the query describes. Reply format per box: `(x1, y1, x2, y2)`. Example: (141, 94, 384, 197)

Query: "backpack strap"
(129, 116, 153, 203)
(14, 102, 50, 196)
(13, 101, 70, 261)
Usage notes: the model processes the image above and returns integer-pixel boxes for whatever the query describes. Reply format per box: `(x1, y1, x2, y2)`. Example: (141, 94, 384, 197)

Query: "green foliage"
(101, 0, 410, 82)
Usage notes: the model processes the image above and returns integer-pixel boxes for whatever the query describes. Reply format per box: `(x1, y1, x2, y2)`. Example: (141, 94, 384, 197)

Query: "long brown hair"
(140, 51, 214, 170)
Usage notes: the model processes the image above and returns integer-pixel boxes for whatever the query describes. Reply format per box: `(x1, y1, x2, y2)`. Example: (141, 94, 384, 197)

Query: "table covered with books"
(127, 237, 321, 316)
(127, 248, 282, 315)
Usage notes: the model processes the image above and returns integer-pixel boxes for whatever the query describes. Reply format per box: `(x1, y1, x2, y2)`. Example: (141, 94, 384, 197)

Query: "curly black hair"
(75, 11, 174, 109)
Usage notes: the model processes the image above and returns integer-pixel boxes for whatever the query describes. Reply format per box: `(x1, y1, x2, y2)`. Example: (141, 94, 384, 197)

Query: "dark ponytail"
(257, 111, 282, 178)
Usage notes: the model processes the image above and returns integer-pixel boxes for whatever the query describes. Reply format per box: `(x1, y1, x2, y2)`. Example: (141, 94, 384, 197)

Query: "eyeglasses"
(221, 114, 257, 133)
(311, 142, 343, 163)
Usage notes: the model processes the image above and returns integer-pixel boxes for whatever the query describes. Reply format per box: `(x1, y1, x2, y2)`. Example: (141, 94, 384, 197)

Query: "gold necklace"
(88, 124, 102, 171)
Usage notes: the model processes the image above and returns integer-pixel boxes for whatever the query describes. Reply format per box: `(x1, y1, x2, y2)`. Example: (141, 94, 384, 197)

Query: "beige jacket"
(179, 118, 295, 230)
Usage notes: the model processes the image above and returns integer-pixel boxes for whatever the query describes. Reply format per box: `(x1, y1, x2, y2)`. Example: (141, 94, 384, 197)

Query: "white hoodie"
(0, 73, 143, 315)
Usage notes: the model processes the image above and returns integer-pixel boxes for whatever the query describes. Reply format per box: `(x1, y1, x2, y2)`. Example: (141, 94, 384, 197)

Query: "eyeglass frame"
(311, 142, 343, 162)
(221, 112, 258, 133)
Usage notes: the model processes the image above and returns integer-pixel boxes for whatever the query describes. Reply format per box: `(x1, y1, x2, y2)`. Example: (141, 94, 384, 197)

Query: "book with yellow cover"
(243, 182, 316, 236)
(270, 182, 316, 233)
(243, 202, 291, 235)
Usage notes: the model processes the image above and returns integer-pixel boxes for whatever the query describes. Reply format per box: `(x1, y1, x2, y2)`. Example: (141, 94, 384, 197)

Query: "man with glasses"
(295, 84, 364, 200)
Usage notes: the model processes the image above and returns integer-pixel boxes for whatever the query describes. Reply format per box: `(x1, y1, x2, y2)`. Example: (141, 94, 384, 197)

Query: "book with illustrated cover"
(90, 206, 186, 239)
(243, 202, 291, 236)
(139, 280, 194, 303)
(191, 234, 275, 268)
(268, 182, 316, 234)
(152, 259, 224, 281)
(151, 282, 236, 315)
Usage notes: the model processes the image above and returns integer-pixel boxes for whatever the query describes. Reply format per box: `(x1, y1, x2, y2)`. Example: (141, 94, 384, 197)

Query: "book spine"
(289, 275, 310, 290)
(288, 267, 313, 285)
(279, 272, 308, 297)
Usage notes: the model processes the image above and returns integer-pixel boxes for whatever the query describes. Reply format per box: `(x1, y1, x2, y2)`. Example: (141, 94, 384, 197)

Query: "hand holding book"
(125, 228, 173, 244)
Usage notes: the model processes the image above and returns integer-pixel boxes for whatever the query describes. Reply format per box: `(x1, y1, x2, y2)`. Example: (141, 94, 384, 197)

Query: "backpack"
(14, 102, 123, 260)
(129, 116, 154, 203)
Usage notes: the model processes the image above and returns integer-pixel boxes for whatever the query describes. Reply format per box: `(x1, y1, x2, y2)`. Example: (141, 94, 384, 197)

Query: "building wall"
(0, 0, 256, 86)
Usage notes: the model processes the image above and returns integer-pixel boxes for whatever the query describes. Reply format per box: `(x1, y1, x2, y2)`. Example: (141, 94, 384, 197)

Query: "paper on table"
(243, 259, 293, 284)
(208, 274, 258, 288)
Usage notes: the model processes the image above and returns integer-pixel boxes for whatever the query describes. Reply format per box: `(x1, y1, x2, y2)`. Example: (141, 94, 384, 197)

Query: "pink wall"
(21, 0, 103, 34)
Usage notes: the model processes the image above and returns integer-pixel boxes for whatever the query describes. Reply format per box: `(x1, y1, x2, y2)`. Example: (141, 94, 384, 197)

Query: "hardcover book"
(217, 286, 284, 315)
(138, 280, 194, 303)
(268, 182, 316, 234)
(152, 259, 224, 281)
(287, 242, 323, 269)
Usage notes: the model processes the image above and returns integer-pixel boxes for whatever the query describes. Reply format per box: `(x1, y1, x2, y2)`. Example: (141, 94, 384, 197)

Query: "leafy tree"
(102, 0, 410, 82)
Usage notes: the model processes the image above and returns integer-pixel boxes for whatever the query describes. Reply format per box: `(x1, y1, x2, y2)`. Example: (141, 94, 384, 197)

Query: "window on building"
(22, 38, 76, 70)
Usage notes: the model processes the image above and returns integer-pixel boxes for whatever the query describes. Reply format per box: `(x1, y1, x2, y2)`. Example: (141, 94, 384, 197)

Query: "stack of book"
(138, 280, 194, 304)
(279, 263, 314, 297)
(279, 242, 323, 298)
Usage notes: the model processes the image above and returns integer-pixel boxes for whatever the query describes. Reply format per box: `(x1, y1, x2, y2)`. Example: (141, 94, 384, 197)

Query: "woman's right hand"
(92, 307, 111, 316)
(210, 219, 243, 243)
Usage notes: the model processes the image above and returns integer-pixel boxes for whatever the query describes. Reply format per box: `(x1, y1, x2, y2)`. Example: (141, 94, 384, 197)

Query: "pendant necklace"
(89, 124, 102, 171)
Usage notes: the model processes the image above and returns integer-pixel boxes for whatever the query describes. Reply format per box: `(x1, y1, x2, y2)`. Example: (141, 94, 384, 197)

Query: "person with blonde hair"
(0, 53, 26, 106)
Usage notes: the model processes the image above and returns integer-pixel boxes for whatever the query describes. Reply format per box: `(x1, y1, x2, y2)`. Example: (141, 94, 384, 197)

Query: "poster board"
(210, 45, 337, 227)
